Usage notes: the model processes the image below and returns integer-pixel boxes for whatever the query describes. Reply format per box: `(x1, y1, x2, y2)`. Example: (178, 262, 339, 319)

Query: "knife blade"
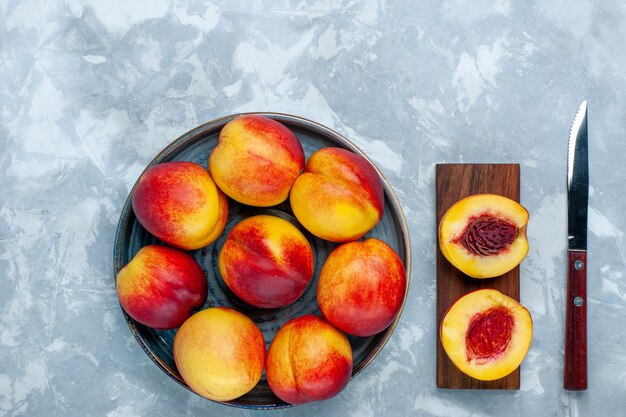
(564, 100, 588, 391)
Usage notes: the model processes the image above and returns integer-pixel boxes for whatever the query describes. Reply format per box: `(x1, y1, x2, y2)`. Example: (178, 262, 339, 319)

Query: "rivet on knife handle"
(564, 250, 587, 390)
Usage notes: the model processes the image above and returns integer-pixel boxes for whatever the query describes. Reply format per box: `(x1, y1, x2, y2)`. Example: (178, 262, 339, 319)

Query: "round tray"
(113, 113, 412, 409)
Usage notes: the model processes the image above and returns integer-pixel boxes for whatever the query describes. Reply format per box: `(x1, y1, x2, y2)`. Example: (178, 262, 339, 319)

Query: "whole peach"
(116, 245, 207, 329)
(209, 115, 305, 207)
(317, 239, 407, 337)
(132, 161, 228, 250)
(218, 215, 314, 309)
(173, 307, 266, 402)
(266, 315, 353, 404)
(290, 147, 384, 242)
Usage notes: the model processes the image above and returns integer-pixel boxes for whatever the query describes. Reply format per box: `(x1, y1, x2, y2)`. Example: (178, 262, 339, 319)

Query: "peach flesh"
(439, 194, 529, 279)
(466, 307, 514, 361)
(456, 215, 518, 256)
(440, 289, 533, 381)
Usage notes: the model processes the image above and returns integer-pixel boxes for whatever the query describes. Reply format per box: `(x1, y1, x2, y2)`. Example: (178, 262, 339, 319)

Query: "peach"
(218, 215, 314, 309)
(266, 315, 353, 404)
(209, 115, 305, 207)
(317, 238, 407, 337)
(132, 161, 228, 250)
(440, 289, 533, 381)
(439, 194, 529, 278)
(116, 245, 207, 329)
(290, 147, 384, 242)
(173, 307, 266, 402)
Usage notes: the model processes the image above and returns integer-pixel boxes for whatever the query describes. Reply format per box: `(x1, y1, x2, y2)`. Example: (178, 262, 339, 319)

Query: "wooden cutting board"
(436, 163, 521, 390)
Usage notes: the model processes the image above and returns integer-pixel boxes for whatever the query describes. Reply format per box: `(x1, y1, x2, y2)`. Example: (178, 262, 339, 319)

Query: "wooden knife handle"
(564, 250, 588, 390)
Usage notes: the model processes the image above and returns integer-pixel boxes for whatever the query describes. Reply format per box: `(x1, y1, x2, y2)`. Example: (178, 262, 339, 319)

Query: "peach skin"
(132, 161, 228, 250)
(218, 215, 314, 309)
(317, 238, 407, 337)
(116, 245, 208, 329)
(209, 115, 305, 207)
(173, 307, 266, 402)
(289, 147, 384, 242)
(266, 315, 353, 404)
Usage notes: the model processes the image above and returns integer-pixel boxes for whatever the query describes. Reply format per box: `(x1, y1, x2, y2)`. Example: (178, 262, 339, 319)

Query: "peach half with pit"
(173, 307, 266, 402)
(209, 115, 305, 207)
(290, 147, 384, 242)
(218, 214, 314, 309)
(440, 289, 533, 381)
(266, 315, 353, 405)
(132, 161, 228, 250)
(439, 194, 529, 279)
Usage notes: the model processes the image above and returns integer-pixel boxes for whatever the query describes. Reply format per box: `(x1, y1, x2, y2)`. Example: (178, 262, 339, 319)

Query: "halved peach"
(439, 194, 529, 278)
(440, 289, 533, 381)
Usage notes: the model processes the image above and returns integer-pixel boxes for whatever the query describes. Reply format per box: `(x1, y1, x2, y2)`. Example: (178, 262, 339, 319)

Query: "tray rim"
(113, 112, 412, 409)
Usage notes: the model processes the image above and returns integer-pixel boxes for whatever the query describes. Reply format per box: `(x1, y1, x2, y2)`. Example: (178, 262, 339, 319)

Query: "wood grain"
(436, 163, 521, 390)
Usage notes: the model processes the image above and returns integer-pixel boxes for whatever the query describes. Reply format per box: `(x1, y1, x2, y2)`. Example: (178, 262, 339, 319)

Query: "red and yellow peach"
(290, 147, 384, 242)
(266, 315, 353, 404)
(218, 215, 314, 309)
(209, 115, 305, 207)
(132, 161, 228, 250)
(173, 307, 266, 402)
(439, 194, 529, 278)
(116, 245, 208, 329)
(317, 238, 407, 336)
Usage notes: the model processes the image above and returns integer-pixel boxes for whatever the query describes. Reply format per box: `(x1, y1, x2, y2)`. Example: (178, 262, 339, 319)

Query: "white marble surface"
(2, 1, 626, 416)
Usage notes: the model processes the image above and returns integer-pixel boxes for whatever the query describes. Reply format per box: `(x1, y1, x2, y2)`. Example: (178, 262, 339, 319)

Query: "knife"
(564, 100, 588, 391)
